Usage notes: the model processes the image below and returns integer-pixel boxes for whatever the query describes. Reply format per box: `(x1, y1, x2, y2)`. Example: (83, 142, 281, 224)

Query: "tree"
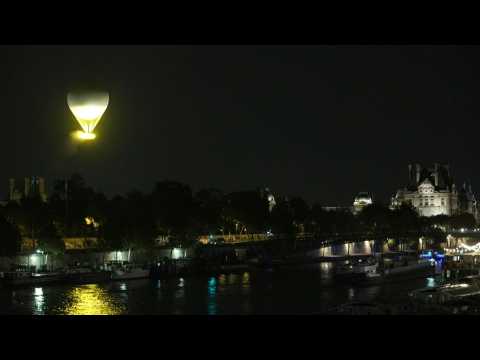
(427, 214, 451, 231)
(51, 173, 97, 237)
(37, 221, 65, 255)
(123, 191, 156, 251)
(310, 203, 329, 236)
(0, 215, 22, 257)
(269, 199, 295, 235)
(269, 198, 296, 253)
(423, 227, 446, 249)
(2, 201, 28, 236)
(289, 197, 310, 233)
(151, 181, 195, 246)
(449, 213, 476, 230)
(332, 210, 357, 237)
(100, 195, 127, 251)
(85, 191, 109, 234)
(357, 204, 392, 253)
(221, 191, 269, 234)
(194, 188, 224, 235)
(390, 203, 421, 250)
(18, 196, 51, 247)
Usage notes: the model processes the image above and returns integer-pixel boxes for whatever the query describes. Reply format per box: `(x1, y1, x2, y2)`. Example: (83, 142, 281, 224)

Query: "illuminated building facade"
(260, 187, 276, 212)
(353, 192, 373, 214)
(391, 163, 478, 219)
(9, 176, 47, 203)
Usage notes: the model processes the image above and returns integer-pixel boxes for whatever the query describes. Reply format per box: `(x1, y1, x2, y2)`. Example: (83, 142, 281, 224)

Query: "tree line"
(0, 173, 476, 257)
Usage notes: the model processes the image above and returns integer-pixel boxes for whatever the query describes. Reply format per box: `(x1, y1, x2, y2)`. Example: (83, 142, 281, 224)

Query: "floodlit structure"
(259, 187, 277, 212)
(67, 91, 109, 140)
(353, 192, 373, 214)
(391, 163, 478, 220)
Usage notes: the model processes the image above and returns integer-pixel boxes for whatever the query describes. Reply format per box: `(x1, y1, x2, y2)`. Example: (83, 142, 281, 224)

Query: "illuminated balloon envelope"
(67, 91, 109, 140)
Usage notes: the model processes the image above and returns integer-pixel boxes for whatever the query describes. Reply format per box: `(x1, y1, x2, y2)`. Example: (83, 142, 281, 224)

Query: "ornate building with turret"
(391, 163, 477, 220)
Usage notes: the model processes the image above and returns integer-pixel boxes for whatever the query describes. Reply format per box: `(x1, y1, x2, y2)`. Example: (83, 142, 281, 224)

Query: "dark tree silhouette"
(0, 215, 22, 257)
(151, 181, 195, 246)
(100, 195, 127, 251)
(37, 221, 65, 254)
(194, 188, 224, 235)
(449, 213, 476, 230)
(222, 191, 269, 234)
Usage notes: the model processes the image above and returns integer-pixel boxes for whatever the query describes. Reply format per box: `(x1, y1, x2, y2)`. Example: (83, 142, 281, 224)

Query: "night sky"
(1, 45, 480, 205)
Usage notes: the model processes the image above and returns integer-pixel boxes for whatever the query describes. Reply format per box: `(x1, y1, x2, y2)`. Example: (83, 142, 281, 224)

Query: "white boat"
(110, 263, 150, 280)
(410, 275, 480, 304)
(336, 256, 433, 282)
(334, 258, 379, 279)
(2, 271, 63, 287)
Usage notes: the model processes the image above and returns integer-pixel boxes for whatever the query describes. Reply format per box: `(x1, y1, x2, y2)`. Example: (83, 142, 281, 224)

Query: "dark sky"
(1, 45, 480, 205)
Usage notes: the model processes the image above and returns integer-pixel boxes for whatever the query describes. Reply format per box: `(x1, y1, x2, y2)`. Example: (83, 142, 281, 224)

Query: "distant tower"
(24, 177, 30, 198)
(408, 164, 413, 186)
(38, 178, 47, 201)
(415, 163, 421, 184)
(9, 179, 15, 200)
(260, 187, 277, 212)
(8, 177, 47, 203)
(22, 176, 47, 201)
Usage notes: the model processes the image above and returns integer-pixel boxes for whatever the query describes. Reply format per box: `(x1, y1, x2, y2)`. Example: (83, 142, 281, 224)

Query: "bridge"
(448, 229, 480, 238)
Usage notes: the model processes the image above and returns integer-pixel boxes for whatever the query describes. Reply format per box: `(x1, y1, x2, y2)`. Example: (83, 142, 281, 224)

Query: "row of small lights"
(458, 228, 480, 233)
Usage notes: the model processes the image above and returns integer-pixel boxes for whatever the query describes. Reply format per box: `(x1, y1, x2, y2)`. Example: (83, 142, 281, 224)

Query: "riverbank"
(0, 262, 442, 315)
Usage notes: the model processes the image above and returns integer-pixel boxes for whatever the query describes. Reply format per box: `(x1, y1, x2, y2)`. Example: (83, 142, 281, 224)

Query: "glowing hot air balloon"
(67, 91, 109, 141)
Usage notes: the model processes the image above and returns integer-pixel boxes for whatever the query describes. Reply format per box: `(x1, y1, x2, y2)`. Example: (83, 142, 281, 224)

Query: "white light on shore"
(172, 248, 185, 259)
(34, 287, 43, 296)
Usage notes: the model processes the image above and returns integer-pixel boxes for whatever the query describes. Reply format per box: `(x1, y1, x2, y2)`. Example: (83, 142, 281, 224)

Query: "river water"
(0, 262, 443, 315)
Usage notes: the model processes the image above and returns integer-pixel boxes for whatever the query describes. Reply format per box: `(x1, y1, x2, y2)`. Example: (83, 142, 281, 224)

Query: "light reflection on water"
(207, 277, 217, 315)
(3, 261, 441, 315)
(33, 287, 45, 315)
(228, 274, 237, 285)
(348, 288, 355, 300)
(53, 284, 126, 315)
(242, 272, 250, 286)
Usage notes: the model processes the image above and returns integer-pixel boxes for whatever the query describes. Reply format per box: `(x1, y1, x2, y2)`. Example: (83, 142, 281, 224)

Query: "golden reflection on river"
(33, 287, 45, 315)
(54, 284, 126, 315)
